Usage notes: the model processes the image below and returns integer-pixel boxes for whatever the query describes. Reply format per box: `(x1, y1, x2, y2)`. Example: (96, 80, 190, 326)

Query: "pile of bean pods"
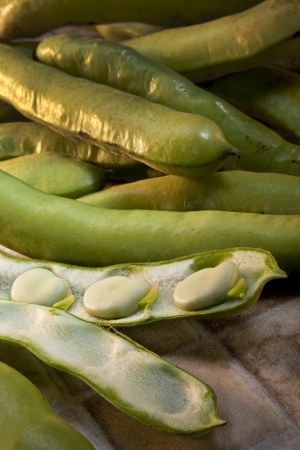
(0, 0, 300, 444)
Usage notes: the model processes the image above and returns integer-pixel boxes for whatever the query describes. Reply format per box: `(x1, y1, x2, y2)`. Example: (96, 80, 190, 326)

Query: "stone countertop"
(0, 269, 299, 450)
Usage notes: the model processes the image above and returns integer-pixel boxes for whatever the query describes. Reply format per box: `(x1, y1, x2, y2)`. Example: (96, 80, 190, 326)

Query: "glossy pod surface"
(0, 361, 95, 449)
(78, 171, 300, 214)
(0, 153, 105, 198)
(0, 44, 235, 178)
(124, 0, 300, 82)
(36, 34, 300, 176)
(206, 66, 300, 143)
(0, 122, 163, 181)
(0, 300, 224, 435)
(1, 170, 300, 271)
(0, 0, 263, 42)
(0, 247, 286, 327)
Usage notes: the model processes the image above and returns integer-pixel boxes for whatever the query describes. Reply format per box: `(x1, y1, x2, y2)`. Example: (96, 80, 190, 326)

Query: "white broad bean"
(173, 261, 246, 311)
(11, 268, 73, 307)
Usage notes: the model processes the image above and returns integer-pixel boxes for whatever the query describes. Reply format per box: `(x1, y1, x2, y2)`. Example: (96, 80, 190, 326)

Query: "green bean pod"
(0, 300, 225, 435)
(36, 34, 300, 176)
(205, 66, 300, 143)
(1, 170, 300, 271)
(0, 247, 286, 326)
(123, 0, 300, 82)
(0, 122, 163, 181)
(0, 0, 263, 42)
(0, 153, 105, 198)
(0, 361, 95, 449)
(78, 171, 300, 214)
(0, 44, 236, 178)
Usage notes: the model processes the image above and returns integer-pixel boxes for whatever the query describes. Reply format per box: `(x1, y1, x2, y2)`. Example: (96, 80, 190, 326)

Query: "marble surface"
(0, 270, 299, 449)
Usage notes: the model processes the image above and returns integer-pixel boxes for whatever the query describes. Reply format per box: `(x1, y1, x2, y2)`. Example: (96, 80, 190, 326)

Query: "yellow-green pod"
(0, 44, 236, 178)
(78, 171, 300, 215)
(124, 0, 300, 82)
(0, 122, 163, 181)
(205, 66, 300, 143)
(0, 0, 263, 42)
(0, 153, 105, 198)
(0, 361, 95, 449)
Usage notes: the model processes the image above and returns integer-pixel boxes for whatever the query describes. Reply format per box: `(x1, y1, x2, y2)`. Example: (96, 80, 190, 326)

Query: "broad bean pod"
(0, 0, 263, 42)
(0, 300, 224, 435)
(36, 34, 300, 176)
(0, 247, 286, 327)
(78, 171, 300, 215)
(1, 170, 300, 271)
(0, 361, 95, 449)
(205, 66, 300, 143)
(0, 44, 236, 178)
(0, 153, 105, 198)
(0, 122, 162, 181)
(123, 0, 300, 82)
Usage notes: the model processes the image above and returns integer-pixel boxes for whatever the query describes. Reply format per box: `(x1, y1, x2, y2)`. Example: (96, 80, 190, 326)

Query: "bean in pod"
(0, 299, 225, 435)
(0, 44, 236, 178)
(1, 170, 300, 271)
(78, 171, 300, 215)
(36, 34, 300, 176)
(205, 66, 300, 143)
(0, 121, 163, 181)
(0, 246, 286, 327)
(0, 361, 95, 449)
(0, 0, 263, 42)
(0, 153, 105, 198)
(123, 0, 300, 82)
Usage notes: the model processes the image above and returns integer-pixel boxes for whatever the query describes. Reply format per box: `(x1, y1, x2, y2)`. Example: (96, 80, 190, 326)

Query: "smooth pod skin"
(78, 171, 300, 214)
(0, 0, 263, 42)
(205, 66, 300, 143)
(0, 247, 286, 326)
(1, 170, 300, 271)
(0, 361, 95, 450)
(0, 122, 163, 181)
(0, 301, 225, 435)
(0, 44, 236, 178)
(123, 0, 300, 82)
(0, 153, 105, 198)
(36, 34, 300, 176)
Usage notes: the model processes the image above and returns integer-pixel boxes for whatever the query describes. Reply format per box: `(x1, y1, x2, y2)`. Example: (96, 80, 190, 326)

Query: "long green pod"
(0, 0, 263, 42)
(0, 300, 225, 435)
(0, 247, 286, 327)
(123, 0, 300, 82)
(0, 122, 163, 181)
(0, 361, 95, 449)
(0, 44, 236, 178)
(78, 171, 300, 214)
(0, 153, 105, 198)
(1, 170, 300, 271)
(205, 66, 300, 143)
(36, 34, 300, 176)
